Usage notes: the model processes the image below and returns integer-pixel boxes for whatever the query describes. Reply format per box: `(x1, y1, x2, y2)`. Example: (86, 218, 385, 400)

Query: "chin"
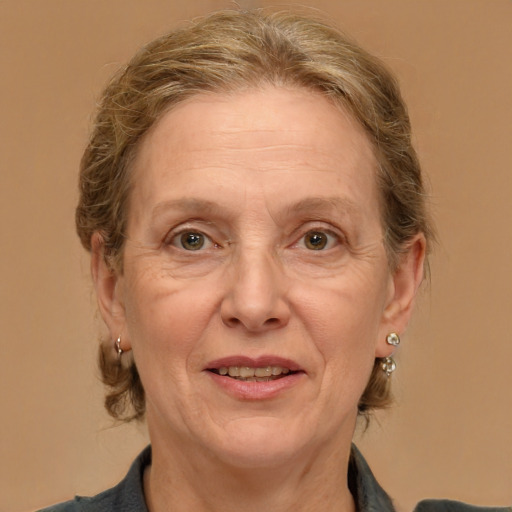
(207, 416, 317, 469)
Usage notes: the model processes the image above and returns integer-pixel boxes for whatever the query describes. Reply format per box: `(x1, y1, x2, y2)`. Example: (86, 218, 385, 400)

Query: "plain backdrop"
(1, 1, 511, 511)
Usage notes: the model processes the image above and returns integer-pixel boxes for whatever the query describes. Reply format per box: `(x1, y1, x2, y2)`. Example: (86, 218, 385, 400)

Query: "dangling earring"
(382, 332, 400, 376)
(381, 356, 396, 377)
(115, 336, 123, 359)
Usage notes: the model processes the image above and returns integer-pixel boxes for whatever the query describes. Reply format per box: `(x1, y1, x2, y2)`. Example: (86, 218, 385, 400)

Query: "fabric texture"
(37, 445, 510, 512)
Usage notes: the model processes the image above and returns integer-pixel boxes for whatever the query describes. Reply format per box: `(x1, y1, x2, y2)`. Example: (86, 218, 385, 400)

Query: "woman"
(40, 9, 508, 512)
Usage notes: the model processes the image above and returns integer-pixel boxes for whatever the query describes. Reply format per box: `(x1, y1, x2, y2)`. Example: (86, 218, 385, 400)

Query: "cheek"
(292, 270, 388, 367)
(122, 266, 222, 364)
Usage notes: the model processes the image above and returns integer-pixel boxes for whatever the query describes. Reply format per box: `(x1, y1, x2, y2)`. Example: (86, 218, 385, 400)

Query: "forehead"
(129, 86, 379, 221)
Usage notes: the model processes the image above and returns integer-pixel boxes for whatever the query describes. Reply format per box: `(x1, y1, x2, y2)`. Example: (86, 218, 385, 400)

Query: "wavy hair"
(76, 9, 433, 421)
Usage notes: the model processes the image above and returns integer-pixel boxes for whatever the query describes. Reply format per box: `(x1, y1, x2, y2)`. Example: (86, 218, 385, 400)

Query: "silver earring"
(386, 332, 400, 346)
(115, 336, 123, 358)
(381, 357, 396, 377)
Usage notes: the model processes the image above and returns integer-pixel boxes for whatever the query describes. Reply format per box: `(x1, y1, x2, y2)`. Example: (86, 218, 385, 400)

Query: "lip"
(204, 355, 305, 401)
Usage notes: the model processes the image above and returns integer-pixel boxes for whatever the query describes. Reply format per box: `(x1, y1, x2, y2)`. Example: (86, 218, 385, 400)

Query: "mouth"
(205, 356, 304, 399)
(205, 356, 303, 383)
(208, 365, 295, 382)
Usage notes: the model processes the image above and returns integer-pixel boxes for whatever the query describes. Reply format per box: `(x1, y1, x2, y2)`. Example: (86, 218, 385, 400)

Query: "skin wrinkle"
(75, 14, 433, 507)
(146, 196, 366, 252)
(124, 197, 383, 282)
(95, 87, 424, 512)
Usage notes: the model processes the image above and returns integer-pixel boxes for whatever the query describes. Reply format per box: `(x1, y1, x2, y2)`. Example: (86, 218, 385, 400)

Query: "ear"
(375, 233, 426, 357)
(90, 233, 130, 350)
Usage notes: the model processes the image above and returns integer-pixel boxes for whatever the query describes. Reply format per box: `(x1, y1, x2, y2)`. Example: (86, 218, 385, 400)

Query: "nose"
(220, 250, 291, 333)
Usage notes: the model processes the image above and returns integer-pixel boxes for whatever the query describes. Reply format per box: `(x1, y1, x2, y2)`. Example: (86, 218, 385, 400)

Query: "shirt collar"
(116, 444, 395, 512)
(349, 444, 397, 512)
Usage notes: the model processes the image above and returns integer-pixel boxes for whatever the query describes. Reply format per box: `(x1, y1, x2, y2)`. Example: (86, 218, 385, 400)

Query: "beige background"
(1, 1, 510, 511)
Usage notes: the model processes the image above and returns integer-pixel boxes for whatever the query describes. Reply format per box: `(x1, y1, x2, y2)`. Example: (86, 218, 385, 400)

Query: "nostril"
(225, 317, 241, 327)
(223, 316, 281, 329)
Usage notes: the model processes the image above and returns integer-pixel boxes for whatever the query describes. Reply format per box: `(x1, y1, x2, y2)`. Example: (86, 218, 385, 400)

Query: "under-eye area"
(208, 366, 299, 382)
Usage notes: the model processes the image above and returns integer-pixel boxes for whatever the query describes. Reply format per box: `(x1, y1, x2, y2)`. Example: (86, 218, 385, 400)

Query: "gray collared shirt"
(38, 445, 511, 512)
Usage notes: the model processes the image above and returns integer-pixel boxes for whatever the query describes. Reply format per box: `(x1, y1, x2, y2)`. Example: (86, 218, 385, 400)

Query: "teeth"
(239, 366, 255, 378)
(217, 365, 292, 380)
(228, 366, 240, 377)
(255, 366, 272, 377)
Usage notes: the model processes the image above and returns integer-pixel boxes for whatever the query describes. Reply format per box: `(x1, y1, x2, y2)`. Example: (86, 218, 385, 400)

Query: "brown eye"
(180, 232, 205, 250)
(304, 231, 329, 250)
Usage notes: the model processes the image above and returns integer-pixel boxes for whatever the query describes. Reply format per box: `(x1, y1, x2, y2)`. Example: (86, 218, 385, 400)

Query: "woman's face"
(97, 87, 421, 467)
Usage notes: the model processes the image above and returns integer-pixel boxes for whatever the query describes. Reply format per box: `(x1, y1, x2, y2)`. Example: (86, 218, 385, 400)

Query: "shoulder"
(414, 499, 511, 512)
(36, 492, 115, 512)
(36, 446, 152, 512)
(36, 484, 130, 512)
(350, 445, 510, 512)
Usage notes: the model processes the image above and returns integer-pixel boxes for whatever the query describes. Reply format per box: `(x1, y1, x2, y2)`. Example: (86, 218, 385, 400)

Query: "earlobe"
(376, 233, 426, 357)
(91, 233, 129, 347)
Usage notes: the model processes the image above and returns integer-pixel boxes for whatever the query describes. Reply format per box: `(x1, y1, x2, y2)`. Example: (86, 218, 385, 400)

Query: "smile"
(205, 356, 304, 400)
(209, 366, 293, 381)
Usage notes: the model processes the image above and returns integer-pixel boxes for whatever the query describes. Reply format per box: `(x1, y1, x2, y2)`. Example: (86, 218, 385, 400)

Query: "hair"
(76, 9, 434, 422)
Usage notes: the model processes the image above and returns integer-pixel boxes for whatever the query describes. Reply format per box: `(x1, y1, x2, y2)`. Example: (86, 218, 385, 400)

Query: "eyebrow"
(150, 198, 228, 221)
(150, 196, 360, 222)
(282, 197, 360, 218)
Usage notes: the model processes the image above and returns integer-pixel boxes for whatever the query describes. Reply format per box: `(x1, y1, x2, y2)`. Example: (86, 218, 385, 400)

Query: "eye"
(301, 230, 339, 251)
(171, 231, 213, 251)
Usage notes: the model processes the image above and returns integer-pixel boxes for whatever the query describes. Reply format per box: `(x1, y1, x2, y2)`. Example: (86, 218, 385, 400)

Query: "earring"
(381, 356, 396, 377)
(386, 332, 400, 346)
(115, 336, 123, 358)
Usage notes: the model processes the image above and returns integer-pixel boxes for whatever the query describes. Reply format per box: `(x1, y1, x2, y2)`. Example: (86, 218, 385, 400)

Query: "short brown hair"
(76, 9, 433, 422)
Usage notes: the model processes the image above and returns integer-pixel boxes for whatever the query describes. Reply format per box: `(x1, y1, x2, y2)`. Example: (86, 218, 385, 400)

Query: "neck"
(144, 431, 357, 512)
